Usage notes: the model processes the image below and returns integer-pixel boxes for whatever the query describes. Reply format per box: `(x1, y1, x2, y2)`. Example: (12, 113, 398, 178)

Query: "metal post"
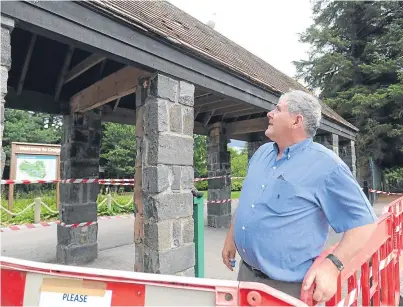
(34, 197, 41, 224)
(107, 193, 112, 211)
(193, 191, 205, 278)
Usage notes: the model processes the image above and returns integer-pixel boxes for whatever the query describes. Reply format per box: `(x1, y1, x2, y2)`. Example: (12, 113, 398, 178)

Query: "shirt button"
(242, 226, 245, 230)
(251, 204, 255, 208)
(273, 166, 276, 170)
(261, 184, 265, 188)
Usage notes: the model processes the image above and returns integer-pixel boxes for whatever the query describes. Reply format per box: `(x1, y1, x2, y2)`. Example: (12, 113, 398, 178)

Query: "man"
(221, 90, 377, 303)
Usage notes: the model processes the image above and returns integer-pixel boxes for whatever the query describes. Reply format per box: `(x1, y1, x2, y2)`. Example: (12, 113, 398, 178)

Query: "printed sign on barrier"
(38, 278, 112, 307)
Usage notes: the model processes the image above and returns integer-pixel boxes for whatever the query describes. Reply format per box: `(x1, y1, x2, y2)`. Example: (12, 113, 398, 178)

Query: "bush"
(194, 178, 244, 191)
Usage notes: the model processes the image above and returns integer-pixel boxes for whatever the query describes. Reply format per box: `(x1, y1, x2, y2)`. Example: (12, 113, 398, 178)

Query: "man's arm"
(222, 213, 237, 270)
(331, 221, 377, 265)
(303, 163, 378, 302)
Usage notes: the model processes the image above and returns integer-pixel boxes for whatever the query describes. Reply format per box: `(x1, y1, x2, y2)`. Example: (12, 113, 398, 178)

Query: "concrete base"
(207, 214, 232, 228)
(56, 242, 98, 265)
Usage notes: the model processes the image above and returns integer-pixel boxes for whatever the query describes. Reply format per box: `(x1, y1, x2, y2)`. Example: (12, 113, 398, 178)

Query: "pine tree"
(294, 1, 403, 169)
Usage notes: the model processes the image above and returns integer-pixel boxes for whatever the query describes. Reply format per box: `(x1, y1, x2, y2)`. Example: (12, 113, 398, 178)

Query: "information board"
(8, 142, 61, 210)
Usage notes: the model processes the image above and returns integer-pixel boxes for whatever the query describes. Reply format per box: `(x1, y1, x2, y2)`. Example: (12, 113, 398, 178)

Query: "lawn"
(0, 191, 241, 226)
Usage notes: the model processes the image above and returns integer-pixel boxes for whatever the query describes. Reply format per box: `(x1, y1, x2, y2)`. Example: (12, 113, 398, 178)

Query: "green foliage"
(100, 123, 136, 178)
(3, 109, 62, 166)
(194, 134, 207, 177)
(384, 167, 403, 191)
(293, 1, 403, 168)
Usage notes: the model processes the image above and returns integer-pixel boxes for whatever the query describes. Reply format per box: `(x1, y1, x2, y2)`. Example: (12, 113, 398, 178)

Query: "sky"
(168, 0, 315, 150)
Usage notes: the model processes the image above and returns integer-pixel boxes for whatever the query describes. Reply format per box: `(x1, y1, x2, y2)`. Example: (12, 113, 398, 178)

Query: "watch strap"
(326, 253, 344, 271)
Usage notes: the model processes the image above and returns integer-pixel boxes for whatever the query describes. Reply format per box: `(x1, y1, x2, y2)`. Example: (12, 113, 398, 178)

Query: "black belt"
(242, 260, 270, 279)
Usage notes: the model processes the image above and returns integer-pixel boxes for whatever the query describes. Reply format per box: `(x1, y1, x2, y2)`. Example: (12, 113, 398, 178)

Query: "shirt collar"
(273, 137, 312, 159)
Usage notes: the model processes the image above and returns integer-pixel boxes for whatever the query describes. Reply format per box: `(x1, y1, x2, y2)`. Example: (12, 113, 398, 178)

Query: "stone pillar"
(207, 122, 231, 228)
(139, 73, 195, 276)
(57, 109, 102, 264)
(315, 133, 339, 156)
(0, 15, 14, 178)
(332, 134, 339, 156)
(247, 139, 266, 161)
(340, 139, 357, 178)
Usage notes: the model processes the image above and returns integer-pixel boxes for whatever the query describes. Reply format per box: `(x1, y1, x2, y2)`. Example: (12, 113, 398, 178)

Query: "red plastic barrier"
(0, 256, 307, 307)
(302, 196, 403, 306)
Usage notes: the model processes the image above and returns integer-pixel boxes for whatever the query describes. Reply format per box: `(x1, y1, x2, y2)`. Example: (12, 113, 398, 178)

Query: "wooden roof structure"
(2, 1, 358, 141)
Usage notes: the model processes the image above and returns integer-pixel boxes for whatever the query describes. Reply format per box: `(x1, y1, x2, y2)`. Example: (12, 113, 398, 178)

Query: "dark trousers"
(237, 259, 303, 300)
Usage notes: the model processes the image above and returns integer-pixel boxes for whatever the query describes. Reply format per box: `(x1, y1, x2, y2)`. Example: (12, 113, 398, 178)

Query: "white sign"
(38, 290, 113, 307)
(15, 154, 57, 181)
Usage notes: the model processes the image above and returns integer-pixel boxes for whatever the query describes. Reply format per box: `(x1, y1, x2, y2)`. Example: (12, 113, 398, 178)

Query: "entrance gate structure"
(0, 1, 359, 276)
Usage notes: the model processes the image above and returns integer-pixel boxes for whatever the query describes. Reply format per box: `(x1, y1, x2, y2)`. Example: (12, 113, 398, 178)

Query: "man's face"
(265, 99, 296, 141)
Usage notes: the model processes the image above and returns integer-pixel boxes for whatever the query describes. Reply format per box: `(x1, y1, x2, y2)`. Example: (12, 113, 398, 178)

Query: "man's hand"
(302, 258, 339, 303)
(222, 236, 237, 271)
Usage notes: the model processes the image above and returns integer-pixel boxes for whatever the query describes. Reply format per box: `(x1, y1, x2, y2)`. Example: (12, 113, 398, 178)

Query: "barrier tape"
(0, 215, 134, 232)
(194, 176, 245, 182)
(1, 178, 135, 185)
(1, 176, 245, 185)
(369, 188, 403, 196)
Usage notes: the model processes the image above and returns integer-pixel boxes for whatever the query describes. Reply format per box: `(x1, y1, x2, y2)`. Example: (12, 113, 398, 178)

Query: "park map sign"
(8, 142, 61, 211)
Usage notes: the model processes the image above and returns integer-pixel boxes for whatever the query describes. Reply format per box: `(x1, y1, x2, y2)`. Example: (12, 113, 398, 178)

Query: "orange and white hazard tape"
(1, 178, 135, 185)
(207, 198, 238, 204)
(193, 175, 245, 182)
(0, 215, 134, 232)
(369, 188, 403, 196)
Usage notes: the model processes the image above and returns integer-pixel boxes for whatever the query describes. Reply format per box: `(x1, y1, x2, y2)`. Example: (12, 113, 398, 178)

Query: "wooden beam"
(54, 46, 75, 102)
(5, 87, 65, 114)
(70, 66, 149, 113)
(17, 33, 36, 95)
(64, 54, 105, 84)
(194, 121, 207, 135)
(101, 105, 136, 125)
(226, 117, 268, 135)
(198, 101, 241, 113)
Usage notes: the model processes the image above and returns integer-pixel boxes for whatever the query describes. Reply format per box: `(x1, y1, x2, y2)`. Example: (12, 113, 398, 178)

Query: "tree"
(3, 109, 62, 167)
(293, 1, 403, 169)
(100, 123, 136, 178)
(193, 134, 207, 177)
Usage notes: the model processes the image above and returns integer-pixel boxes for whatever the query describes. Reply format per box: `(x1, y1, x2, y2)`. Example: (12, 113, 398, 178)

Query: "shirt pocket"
(258, 178, 297, 214)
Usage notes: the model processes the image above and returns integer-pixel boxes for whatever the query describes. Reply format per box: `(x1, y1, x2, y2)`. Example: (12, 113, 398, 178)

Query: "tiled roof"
(85, 0, 358, 131)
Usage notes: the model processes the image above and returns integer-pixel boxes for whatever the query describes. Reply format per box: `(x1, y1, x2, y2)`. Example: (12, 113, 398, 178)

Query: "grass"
(0, 190, 241, 226)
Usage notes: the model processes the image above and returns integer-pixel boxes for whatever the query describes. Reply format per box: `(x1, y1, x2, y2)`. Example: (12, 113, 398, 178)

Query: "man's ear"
(293, 114, 304, 129)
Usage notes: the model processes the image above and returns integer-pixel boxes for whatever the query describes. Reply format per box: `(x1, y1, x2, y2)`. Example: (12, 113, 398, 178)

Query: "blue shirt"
(233, 138, 377, 282)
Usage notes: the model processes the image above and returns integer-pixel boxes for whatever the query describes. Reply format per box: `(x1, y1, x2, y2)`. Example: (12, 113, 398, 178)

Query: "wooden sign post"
(8, 142, 61, 212)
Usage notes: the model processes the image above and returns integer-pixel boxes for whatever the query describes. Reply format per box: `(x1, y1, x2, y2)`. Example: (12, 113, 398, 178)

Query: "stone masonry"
(57, 109, 102, 264)
(0, 15, 14, 178)
(207, 122, 231, 228)
(314, 133, 339, 156)
(139, 73, 195, 276)
(340, 139, 357, 178)
(247, 139, 267, 161)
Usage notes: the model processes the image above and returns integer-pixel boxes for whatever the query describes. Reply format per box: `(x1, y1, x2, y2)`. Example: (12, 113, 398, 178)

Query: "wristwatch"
(326, 253, 344, 271)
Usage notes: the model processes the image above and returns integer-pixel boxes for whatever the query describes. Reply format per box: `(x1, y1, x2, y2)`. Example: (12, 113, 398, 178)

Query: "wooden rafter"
(64, 54, 105, 84)
(70, 66, 150, 113)
(17, 33, 36, 95)
(54, 46, 75, 102)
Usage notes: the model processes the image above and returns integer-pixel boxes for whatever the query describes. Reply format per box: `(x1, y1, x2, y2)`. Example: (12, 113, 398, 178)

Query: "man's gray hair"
(280, 90, 322, 137)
